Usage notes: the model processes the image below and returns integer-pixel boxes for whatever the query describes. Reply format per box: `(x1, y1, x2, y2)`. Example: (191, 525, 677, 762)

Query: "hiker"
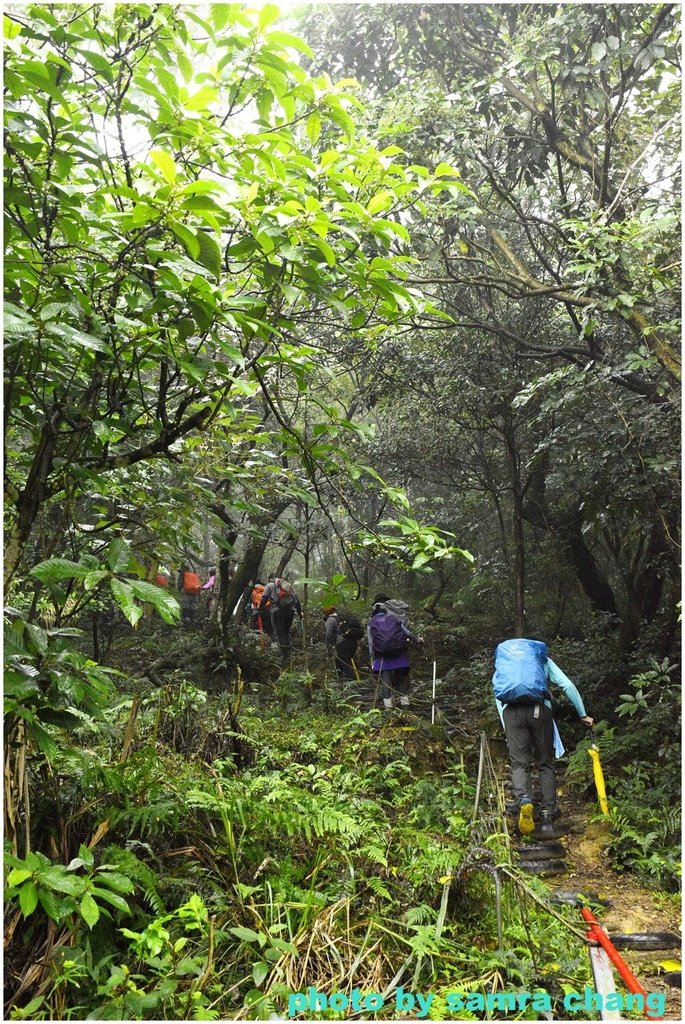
(368, 593, 424, 709)
(324, 605, 363, 681)
(177, 565, 202, 627)
(245, 579, 272, 636)
(259, 576, 302, 663)
(155, 566, 170, 588)
(203, 568, 217, 618)
(492, 636, 594, 835)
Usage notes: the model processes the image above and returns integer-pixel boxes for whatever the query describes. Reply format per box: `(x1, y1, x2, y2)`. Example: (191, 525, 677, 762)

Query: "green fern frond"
(366, 876, 392, 900)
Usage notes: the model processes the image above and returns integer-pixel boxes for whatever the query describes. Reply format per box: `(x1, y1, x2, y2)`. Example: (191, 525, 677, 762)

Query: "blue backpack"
(493, 639, 549, 705)
(369, 613, 407, 656)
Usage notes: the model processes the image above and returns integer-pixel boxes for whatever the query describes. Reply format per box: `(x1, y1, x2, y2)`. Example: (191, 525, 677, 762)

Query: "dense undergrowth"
(5, 611, 680, 1020)
(6, 649, 596, 1021)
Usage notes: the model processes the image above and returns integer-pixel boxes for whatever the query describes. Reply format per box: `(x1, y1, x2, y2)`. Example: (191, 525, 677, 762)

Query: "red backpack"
(182, 571, 201, 595)
(274, 579, 295, 608)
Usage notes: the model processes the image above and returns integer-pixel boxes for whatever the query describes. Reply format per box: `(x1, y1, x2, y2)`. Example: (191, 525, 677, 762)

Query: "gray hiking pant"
(180, 592, 198, 626)
(380, 668, 410, 704)
(503, 703, 557, 812)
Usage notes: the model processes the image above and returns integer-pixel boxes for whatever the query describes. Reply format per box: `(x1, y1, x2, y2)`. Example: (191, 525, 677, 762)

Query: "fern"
(100, 844, 164, 914)
(193, 1005, 219, 1021)
(403, 903, 434, 926)
(366, 876, 392, 901)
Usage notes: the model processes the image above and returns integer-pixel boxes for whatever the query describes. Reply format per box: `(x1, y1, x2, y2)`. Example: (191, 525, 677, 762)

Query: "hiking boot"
(518, 801, 535, 835)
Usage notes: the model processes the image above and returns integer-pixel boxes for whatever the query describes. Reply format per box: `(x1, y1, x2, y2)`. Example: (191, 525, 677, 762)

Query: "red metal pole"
(581, 908, 663, 1021)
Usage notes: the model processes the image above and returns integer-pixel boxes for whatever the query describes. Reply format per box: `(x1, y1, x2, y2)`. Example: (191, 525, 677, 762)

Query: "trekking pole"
(350, 658, 361, 682)
(587, 727, 609, 816)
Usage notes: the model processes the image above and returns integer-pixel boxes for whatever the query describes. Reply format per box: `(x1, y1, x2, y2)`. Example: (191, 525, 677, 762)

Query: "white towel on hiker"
(553, 720, 565, 758)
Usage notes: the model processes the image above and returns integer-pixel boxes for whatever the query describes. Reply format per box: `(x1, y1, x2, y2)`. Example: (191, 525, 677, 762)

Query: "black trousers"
(334, 639, 358, 680)
(503, 702, 557, 812)
(270, 607, 295, 663)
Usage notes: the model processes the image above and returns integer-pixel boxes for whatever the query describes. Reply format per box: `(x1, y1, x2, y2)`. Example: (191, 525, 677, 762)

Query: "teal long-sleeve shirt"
(496, 657, 587, 728)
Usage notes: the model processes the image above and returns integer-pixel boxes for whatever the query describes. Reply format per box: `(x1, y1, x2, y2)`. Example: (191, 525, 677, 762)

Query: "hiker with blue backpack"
(492, 637, 594, 835)
(368, 593, 424, 709)
(259, 576, 302, 664)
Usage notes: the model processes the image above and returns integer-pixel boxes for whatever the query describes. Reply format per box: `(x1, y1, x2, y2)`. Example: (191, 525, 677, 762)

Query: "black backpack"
(337, 614, 363, 643)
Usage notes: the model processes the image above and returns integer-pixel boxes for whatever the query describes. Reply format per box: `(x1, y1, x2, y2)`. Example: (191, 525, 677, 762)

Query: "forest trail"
(551, 803, 682, 1021)
(347, 673, 681, 1020)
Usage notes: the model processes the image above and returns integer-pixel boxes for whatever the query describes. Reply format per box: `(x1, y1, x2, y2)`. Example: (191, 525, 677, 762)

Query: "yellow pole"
(588, 745, 609, 815)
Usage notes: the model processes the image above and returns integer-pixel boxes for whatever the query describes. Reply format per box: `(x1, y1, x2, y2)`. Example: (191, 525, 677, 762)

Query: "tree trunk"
(503, 415, 526, 635)
(4, 413, 62, 589)
(523, 453, 619, 620)
(275, 529, 300, 578)
(562, 518, 619, 618)
(220, 498, 292, 630)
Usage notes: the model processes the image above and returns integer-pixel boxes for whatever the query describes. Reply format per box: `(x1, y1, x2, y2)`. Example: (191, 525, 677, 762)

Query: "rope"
(332, 663, 593, 948)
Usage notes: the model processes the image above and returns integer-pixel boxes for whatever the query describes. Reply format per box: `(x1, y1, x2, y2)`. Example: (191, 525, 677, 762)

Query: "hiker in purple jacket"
(367, 593, 424, 709)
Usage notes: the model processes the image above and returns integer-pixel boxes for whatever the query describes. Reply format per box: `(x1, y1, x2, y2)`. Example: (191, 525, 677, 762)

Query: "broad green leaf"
(270, 937, 299, 956)
(367, 191, 393, 215)
(106, 537, 131, 573)
(184, 86, 218, 111)
(325, 102, 355, 141)
(4, 14, 22, 38)
(179, 180, 222, 196)
(32, 724, 59, 760)
(195, 230, 222, 279)
(212, 4, 233, 30)
(267, 30, 314, 59)
(311, 237, 336, 267)
(229, 926, 265, 945)
(306, 109, 321, 145)
(171, 221, 201, 260)
(78, 49, 113, 83)
(258, 4, 279, 30)
(110, 579, 142, 627)
(30, 558, 89, 584)
(78, 845, 95, 870)
(91, 886, 131, 914)
(253, 961, 269, 987)
(38, 868, 83, 895)
(150, 149, 177, 185)
(80, 892, 100, 929)
(38, 888, 62, 922)
(95, 869, 135, 893)
(127, 581, 181, 624)
(19, 882, 39, 918)
(83, 570, 109, 592)
(434, 161, 461, 178)
(25, 624, 48, 655)
(177, 51, 193, 82)
(8, 868, 33, 887)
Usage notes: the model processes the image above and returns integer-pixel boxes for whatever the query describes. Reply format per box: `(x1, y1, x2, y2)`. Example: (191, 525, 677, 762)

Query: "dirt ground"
(545, 798, 682, 1021)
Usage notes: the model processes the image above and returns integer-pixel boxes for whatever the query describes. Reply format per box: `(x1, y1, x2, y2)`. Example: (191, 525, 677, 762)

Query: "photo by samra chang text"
(286, 984, 667, 1018)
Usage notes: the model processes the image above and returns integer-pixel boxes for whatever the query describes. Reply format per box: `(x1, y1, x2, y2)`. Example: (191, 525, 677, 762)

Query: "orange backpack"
(182, 571, 201, 595)
(251, 583, 267, 608)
